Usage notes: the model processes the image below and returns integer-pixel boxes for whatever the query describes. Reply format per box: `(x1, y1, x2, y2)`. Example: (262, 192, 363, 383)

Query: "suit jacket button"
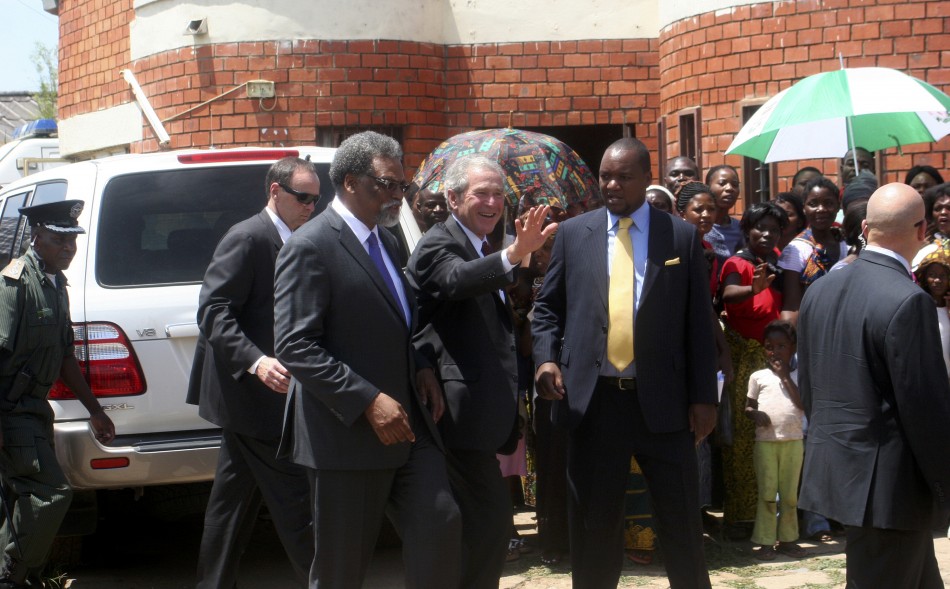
(595, 360, 601, 368)
(510, 345, 516, 351)
(602, 325, 607, 334)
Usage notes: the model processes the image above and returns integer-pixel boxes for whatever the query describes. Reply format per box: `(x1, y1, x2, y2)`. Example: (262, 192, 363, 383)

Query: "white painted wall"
(59, 103, 142, 158)
(131, 0, 657, 59)
(658, 0, 765, 31)
(442, 0, 656, 45)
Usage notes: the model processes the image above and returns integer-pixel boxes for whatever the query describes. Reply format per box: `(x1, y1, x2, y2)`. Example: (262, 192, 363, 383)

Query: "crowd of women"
(502, 155, 950, 566)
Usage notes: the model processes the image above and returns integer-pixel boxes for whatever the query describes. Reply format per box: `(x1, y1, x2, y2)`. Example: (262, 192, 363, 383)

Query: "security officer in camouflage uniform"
(0, 200, 114, 588)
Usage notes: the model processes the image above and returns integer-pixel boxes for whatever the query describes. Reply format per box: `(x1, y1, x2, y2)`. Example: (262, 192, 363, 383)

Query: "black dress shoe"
(0, 579, 30, 589)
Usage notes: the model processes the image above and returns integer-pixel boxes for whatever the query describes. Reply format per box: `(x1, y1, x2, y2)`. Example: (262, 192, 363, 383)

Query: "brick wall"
(126, 40, 449, 160)
(659, 0, 950, 196)
(56, 2, 657, 171)
(58, 0, 950, 189)
(58, 0, 134, 120)
(442, 39, 659, 160)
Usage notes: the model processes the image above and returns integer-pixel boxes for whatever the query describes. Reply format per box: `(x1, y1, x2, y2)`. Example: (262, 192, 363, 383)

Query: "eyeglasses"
(279, 183, 320, 205)
(367, 175, 411, 194)
(915, 218, 927, 228)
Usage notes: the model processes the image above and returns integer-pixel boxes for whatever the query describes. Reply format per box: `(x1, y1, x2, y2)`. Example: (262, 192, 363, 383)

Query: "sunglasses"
(279, 183, 321, 205)
(367, 175, 411, 194)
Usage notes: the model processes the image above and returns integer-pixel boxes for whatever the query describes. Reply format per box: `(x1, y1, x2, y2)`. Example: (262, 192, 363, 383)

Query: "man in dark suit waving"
(274, 132, 460, 588)
(407, 155, 557, 588)
(798, 182, 950, 589)
(189, 156, 318, 588)
(532, 138, 717, 589)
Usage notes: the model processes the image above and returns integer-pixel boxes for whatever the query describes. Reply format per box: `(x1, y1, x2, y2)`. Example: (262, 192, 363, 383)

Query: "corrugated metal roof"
(0, 93, 42, 144)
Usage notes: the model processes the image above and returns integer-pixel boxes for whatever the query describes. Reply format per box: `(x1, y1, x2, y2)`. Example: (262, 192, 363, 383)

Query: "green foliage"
(31, 42, 58, 120)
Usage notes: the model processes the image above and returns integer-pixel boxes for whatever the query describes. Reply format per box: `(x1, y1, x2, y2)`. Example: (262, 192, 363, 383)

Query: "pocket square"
(664, 257, 681, 266)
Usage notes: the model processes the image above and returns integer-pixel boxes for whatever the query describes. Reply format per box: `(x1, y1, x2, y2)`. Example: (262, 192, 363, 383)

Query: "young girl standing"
(704, 165, 744, 267)
(745, 320, 806, 560)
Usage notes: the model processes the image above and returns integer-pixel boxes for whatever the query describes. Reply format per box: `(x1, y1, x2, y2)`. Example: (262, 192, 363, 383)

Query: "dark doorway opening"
(519, 124, 630, 177)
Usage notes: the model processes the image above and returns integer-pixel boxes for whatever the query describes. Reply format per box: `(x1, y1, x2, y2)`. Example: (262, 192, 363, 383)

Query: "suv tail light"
(49, 322, 146, 399)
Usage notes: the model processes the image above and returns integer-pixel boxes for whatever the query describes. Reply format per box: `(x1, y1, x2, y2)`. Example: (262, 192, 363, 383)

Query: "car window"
(97, 166, 267, 287)
(0, 191, 29, 268)
(12, 181, 69, 258)
(30, 181, 69, 206)
(96, 163, 331, 287)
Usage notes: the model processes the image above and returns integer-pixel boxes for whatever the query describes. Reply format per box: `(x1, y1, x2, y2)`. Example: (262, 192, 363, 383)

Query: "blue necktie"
(366, 232, 407, 325)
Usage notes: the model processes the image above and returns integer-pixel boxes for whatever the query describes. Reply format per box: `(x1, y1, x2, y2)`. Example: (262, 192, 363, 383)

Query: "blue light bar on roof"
(12, 119, 58, 140)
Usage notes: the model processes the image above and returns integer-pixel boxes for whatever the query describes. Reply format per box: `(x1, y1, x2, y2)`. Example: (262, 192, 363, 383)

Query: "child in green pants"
(745, 320, 806, 561)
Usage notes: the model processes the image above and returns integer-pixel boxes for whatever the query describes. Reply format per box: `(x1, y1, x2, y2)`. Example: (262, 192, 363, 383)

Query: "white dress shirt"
(452, 214, 515, 301)
(263, 205, 293, 244)
(332, 198, 411, 324)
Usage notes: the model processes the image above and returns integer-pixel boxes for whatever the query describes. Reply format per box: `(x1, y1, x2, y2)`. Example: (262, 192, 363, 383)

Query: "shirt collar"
(865, 244, 913, 277)
(263, 206, 293, 244)
(332, 197, 378, 244)
(452, 214, 489, 256)
(606, 200, 650, 233)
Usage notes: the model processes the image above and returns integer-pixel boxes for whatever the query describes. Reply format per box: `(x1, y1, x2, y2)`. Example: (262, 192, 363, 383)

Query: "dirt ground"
(59, 503, 950, 588)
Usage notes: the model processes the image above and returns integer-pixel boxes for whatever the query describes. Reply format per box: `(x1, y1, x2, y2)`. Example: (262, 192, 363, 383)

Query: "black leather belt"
(597, 376, 637, 391)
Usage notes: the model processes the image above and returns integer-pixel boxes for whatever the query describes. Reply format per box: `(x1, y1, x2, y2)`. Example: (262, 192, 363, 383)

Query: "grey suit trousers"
(306, 430, 460, 589)
(445, 448, 510, 589)
(196, 429, 313, 589)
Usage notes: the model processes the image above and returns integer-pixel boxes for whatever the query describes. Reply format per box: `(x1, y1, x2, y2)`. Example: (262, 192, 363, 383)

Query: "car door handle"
(165, 323, 199, 338)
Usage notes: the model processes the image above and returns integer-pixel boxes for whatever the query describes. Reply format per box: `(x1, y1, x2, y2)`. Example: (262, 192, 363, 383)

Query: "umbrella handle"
(840, 53, 858, 157)
(888, 135, 903, 156)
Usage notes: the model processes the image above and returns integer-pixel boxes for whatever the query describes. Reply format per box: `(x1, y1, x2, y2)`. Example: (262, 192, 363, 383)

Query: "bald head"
(864, 182, 927, 262)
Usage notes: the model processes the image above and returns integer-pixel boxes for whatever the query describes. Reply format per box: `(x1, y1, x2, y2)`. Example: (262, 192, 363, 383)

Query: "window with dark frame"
(657, 118, 667, 183)
(741, 104, 773, 205)
(678, 108, 702, 172)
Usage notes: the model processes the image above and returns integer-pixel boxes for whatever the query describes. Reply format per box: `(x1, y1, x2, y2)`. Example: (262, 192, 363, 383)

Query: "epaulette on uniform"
(1, 259, 24, 281)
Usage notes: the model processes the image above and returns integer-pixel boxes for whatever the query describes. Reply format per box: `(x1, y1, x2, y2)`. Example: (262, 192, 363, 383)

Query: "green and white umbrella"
(726, 67, 950, 163)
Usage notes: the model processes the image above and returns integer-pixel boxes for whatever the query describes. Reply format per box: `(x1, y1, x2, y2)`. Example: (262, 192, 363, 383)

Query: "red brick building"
(52, 0, 950, 204)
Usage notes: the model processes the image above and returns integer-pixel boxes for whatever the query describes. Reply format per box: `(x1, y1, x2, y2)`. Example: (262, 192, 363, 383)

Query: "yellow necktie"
(608, 217, 635, 371)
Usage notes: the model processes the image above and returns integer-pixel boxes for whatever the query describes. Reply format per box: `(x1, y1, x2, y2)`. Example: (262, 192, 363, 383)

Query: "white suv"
(0, 146, 423, 532)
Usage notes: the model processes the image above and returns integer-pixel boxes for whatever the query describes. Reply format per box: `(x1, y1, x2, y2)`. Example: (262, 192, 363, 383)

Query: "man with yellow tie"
(532, 137, 718, 589)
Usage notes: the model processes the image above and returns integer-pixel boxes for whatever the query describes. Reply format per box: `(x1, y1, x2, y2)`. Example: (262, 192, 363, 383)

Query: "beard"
(376, 202, 402, 228)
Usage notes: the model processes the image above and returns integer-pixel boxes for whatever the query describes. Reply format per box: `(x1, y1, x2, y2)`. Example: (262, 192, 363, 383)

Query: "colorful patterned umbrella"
(412, 128, 600, 212)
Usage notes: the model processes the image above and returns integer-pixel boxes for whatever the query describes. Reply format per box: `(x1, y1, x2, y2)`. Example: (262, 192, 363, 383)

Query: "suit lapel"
(256, 209, 283, 253)
(640, 206, 671, 305)
(445, 216, 479, 261)
(585, 211, 609, 312)
(445, 216, 510, 320)
(327, 208, 408, 328)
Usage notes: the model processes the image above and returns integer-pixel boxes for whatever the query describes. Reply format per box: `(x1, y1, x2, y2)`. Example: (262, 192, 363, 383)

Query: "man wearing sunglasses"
(189, 156, 319, 588)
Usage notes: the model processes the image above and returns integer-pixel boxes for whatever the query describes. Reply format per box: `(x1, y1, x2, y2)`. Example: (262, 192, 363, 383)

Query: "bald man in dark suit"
(798, 182, 950, 589)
